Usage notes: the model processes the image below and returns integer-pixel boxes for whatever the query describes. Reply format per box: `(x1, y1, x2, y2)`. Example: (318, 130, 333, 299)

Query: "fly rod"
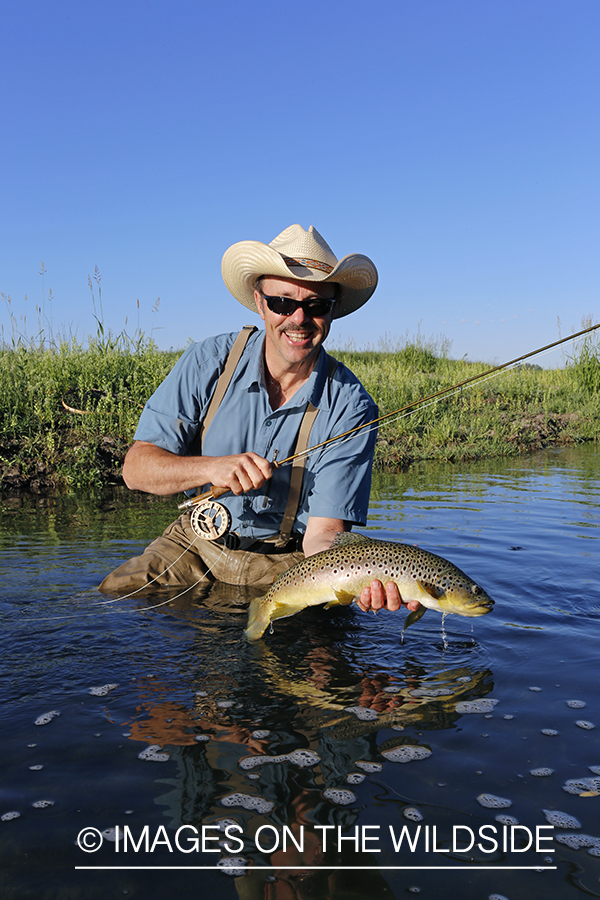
(179, 320, 600, 511)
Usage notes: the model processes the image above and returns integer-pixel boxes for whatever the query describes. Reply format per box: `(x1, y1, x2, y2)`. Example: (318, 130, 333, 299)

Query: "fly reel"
(189, 499, 232, 541)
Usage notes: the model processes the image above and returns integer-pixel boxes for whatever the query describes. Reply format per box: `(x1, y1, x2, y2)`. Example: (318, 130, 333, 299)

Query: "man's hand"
(357, 579, 422, 613)
(122, 441, 272, 497)
(204, 453, 272, 495)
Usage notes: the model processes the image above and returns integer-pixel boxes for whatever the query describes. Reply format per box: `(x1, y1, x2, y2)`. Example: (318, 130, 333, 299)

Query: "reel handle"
(177, 484, 229, 511)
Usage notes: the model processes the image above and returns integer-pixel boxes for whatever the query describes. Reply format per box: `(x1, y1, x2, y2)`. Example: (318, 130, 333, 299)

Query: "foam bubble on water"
(457, 676, 471, 683)
(195, 734, 210, 742)
(32, 800, 54, 808)
(217, 856, 248, 876)
(246, 773, 260, 780)
(503, 715, 514, 720)
(589, 766, 600, 776)
(543, 810, 581, 828)
(29, 765, 43, 771)
(403, 807, 424, 822)
(488, 894, 510, 900)
(344, 706, 378, 721)
(355, 760, 382, 773)
(138, 745, 170, 762)
(567, 700, 586, 708)
(286, 750, 321, 768)
(555, 833, 600, 850)
(1, 811, 20, 821)
(575, 720, 595, 730)
(196, 690, 208, 697)
(562, 777, 600, 795)
(455, 699, 499, 714)
(221, 793, 275, 814)
(322, 788, 356, 806)
(217, 700, 235, 709)
(530, 768, 554, 777)
(346, 772, 366, 785)
(251, 730, 270, 739)
(477, 794, 512, 809)
(381, 746, 432, 764)
(238, 749, 320, 771)
(541, 729, 558, 736)
(529, 686, 542, 692)
(34, 711, 60, 726)
(384, 686, 402, 693)
(89, 684, 118, 696)
(102, 827, 118, 842)
(495, 814, 519, 825)
(216, 817, 240, 832)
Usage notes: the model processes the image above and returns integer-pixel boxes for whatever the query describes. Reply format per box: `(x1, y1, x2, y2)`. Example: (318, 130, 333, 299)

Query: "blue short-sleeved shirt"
(134, 330, 378, 540)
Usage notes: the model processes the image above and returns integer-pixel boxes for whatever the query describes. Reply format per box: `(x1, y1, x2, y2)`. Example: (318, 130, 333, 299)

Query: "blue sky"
(1, 0, 598, 364)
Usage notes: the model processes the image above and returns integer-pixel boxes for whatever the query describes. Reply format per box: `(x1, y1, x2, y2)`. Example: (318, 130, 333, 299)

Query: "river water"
(1, 444, 599, 900)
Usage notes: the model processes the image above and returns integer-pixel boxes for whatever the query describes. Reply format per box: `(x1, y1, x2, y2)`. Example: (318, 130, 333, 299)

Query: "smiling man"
(99, 224, 419, 616)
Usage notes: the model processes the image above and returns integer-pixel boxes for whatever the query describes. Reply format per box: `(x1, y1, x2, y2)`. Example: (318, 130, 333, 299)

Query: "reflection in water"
(1, 445, 599, 899)
(117, 582, 495, 897)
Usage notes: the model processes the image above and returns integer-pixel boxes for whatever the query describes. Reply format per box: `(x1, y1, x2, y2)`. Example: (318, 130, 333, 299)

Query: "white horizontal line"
(75, 865, 557, 871)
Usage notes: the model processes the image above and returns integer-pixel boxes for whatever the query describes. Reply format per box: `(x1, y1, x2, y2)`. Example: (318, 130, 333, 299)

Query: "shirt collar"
(238, 330, 333, 411)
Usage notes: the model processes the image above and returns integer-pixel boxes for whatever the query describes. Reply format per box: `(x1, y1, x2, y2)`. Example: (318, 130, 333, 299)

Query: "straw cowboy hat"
(221, 224, 378, 319)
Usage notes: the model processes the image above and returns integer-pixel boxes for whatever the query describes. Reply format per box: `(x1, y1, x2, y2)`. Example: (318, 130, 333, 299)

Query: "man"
(99, 224, 419, 616)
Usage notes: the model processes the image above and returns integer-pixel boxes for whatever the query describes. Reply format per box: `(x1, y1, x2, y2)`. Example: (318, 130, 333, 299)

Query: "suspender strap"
(198, 326, 257, 447)
(276, 355, 338, 546)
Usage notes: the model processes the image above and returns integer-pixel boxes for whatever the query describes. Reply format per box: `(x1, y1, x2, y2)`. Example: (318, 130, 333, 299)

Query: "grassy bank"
(1, 330, 599, 493)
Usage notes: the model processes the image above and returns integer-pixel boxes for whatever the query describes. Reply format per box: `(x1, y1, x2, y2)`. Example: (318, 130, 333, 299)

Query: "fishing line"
(287, 341, 564, 465)
(184, 319, 600, 510)
(22, 540, 226, 622)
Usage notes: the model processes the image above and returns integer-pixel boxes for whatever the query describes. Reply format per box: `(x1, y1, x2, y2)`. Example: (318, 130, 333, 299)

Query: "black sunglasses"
(260, 292, 335, 318)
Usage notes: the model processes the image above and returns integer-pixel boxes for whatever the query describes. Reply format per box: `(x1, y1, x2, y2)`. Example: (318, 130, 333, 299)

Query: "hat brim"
(221, 240, 378, 319)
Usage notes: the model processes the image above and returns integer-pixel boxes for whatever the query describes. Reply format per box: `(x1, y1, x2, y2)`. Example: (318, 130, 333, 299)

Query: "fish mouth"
(439, 595, 494, 617)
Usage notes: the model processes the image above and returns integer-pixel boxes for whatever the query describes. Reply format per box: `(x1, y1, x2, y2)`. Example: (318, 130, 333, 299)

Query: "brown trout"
(245, 532, 493, 641)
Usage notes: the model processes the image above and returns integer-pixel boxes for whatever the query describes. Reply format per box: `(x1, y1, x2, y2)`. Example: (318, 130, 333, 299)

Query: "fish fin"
(330, 531, 371, 549)
(403, 605, 427, 631)
(244, 596, 271, 642)
(416, 580, 443, 600)
(328, 589, 356, 607)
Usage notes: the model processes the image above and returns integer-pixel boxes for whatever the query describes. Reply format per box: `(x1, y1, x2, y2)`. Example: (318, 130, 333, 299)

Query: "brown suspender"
(198, 325, 257, 445)
(198, 326, 337, 546)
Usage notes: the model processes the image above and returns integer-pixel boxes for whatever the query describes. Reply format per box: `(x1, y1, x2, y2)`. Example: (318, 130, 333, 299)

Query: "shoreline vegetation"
(2, 305, 599, 494)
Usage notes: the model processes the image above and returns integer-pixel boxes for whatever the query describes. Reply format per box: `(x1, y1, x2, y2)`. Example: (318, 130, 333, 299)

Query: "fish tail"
(244, 596, 271, 642)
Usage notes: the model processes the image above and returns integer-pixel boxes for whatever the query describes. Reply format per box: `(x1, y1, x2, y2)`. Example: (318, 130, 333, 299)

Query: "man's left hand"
(358, 580, 421, 613)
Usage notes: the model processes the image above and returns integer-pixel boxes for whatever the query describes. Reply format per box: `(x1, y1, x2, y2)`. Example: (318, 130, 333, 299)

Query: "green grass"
(1, 317, 599, 493)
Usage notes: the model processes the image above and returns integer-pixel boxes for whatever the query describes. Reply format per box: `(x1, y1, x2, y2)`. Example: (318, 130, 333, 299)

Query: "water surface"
(1, 445, 599, 899)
